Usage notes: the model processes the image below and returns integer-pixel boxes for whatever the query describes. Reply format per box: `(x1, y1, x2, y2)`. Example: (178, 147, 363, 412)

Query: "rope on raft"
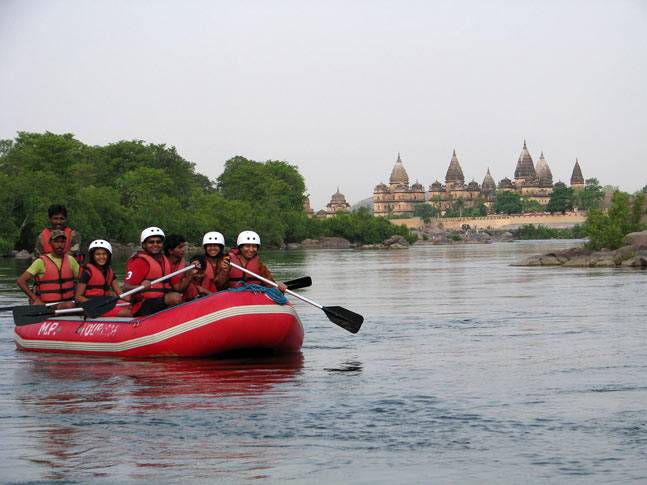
(225, 283, 288, 305)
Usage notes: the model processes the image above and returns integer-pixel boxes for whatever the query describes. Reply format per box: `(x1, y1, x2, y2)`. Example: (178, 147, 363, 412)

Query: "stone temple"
(372, 141, 586, 217)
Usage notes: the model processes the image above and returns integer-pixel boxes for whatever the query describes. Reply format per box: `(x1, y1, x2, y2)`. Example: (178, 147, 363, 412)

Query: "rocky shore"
(512, 231, 647, 269)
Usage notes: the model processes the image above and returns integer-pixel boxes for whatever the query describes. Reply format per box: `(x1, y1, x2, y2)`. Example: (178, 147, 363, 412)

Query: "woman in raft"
(74, 239, 131, 317)
(201, 231, 230, 291)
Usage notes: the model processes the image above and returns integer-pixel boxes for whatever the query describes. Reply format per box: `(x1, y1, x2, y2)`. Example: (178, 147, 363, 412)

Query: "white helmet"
(88, 239, 113, 254)
(202, 231, 225, 246)
(140, 226, 165, 244)
(237, 230, 261, 247)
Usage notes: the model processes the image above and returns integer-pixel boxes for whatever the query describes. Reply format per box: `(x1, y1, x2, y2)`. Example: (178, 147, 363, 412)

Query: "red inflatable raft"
(13, 290, 303, 357)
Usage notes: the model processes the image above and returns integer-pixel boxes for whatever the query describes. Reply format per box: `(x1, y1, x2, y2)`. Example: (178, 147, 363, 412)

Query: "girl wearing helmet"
(75, 239, 131, 317)
(228, 231, 287, 292)
(201, 231, 230, 292)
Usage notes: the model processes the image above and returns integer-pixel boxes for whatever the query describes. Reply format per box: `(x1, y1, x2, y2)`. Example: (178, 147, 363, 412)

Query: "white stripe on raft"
(14, 304, 302, 353)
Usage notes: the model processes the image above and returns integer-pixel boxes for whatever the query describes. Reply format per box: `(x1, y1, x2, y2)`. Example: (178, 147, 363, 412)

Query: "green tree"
(413, 203, 438, 223)
(521, 197, 544, 213)
(574, 178, 604, 210)
(493, 191, 522, 214)
(546, 182, 574, 213)
(584, 191, 646, 250)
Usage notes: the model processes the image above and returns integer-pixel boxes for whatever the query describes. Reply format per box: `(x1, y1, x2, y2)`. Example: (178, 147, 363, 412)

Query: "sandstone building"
(373, 142, 586, 217)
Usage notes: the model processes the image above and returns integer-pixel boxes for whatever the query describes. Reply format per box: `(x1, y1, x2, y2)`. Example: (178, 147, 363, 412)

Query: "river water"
(1, 241, 646, 483)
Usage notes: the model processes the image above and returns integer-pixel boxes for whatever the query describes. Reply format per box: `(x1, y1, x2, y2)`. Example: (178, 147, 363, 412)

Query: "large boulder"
(383, 235, 409, 248)
(623, 231, 647, 247)
(621, 256, 647, 268)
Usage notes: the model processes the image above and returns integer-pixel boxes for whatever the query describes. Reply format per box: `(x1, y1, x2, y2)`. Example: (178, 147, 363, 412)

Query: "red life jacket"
(227, 249, 262, 288)
(170, 257, 187, 273)
(129, 251, 172, 302)
(34, 254, 76, 302)
(202, 258, 220, 293)
(82, 263, 115, 297)
(39, 227, 72, 254)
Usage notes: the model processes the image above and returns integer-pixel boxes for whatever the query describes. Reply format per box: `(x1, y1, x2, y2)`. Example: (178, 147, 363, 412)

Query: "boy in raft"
(228, 231, 287, 292)
(16, 229, 79, 310)
(163, 234, 194, 296)
(182, 255, 212, 301)
(74, 239, 131, 317)
(35, 204, 82, 262)
(202, 231, 230, 291)
(122, 227, 184, 317)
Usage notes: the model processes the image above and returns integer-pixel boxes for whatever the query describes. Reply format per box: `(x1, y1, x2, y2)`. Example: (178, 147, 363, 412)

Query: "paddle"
(14, 302, 131, 326)
(1, 301, 60, 312)
(284, 276, 312, 290)
(80, 263, 198, 318)
(228, 262, 363, 334)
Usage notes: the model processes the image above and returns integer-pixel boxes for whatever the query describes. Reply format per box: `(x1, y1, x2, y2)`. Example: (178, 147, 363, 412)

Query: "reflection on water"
(1, 241, 647, 482)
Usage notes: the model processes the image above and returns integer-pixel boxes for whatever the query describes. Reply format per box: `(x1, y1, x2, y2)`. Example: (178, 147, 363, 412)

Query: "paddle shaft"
(120, 263, 197, 299)
(229, 262, 323, 310)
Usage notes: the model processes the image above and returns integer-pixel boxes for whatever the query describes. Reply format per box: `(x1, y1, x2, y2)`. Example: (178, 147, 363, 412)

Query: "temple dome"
(535, 151, 554, 187)
(445, 149, 465, 184)
(430, 180, 444, 192)
(330, 187, 347, 203)
(514, 140, 537, 182)
(482, 168, 496, 192)
(498, 177, 513, 189)
(389, 153, 409, 186)
(411, 180, 424, 191)
(571, 159, 584, 185)
(467, 180, 480, 191)
(374, 182, 388, 193)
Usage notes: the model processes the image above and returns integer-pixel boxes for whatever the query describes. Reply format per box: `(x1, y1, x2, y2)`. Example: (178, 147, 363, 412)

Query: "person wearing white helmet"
(122, 226, 184, 316)
(201, 231, 230, 291)
(75, 239, 131, 317)
(227, 231, 287, 292)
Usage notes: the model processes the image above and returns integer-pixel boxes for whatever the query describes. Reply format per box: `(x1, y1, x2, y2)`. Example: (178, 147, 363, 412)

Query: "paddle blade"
(13, 305, 55, 326)
(80, 296, 118, 318)
(285, 276, 312, 291)
(322, 306, 364, 334)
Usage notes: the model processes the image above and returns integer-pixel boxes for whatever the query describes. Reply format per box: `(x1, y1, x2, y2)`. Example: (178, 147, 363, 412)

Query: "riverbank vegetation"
(0, 132, 412, 253)
(514, 224, 586, 240)
(584, 191, 646, 250)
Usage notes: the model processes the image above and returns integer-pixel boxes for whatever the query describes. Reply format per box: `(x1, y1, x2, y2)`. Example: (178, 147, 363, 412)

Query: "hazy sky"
(2, 0, 646, 209)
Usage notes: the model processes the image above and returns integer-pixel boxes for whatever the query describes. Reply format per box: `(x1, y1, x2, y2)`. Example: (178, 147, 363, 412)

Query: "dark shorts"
(133, 297, 168, 317)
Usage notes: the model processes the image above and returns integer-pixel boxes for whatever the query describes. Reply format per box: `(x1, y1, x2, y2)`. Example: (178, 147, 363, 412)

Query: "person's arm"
(214, 256, 230, 290)
(258, 262, 287, 293)
(74, 269, 91, 302)
(173, 271, 195, 293)
(16, 271, 43, 305)
(75, 281, 89, 303)
(122, 259, 150, 292)
(110, 278, 127, 300)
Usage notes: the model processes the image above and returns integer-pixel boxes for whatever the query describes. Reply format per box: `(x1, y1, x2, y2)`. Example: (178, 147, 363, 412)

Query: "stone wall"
(389, 212, 587, 231)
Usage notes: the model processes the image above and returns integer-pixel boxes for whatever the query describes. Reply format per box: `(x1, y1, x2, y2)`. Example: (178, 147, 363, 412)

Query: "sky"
(1, 0, 646, 209)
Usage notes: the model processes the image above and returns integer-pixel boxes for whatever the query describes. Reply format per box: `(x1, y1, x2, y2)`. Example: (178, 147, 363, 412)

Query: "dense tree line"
(0, 132, 413, 254)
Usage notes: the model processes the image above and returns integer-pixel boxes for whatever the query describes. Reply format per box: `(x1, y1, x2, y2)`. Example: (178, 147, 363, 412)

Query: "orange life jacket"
(34, 254, 76, 302)
(228, 249, 262, 288)
(39, 227, 72, 254)
(129, 251, 172, 302)
(82, 263, 115, 297)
